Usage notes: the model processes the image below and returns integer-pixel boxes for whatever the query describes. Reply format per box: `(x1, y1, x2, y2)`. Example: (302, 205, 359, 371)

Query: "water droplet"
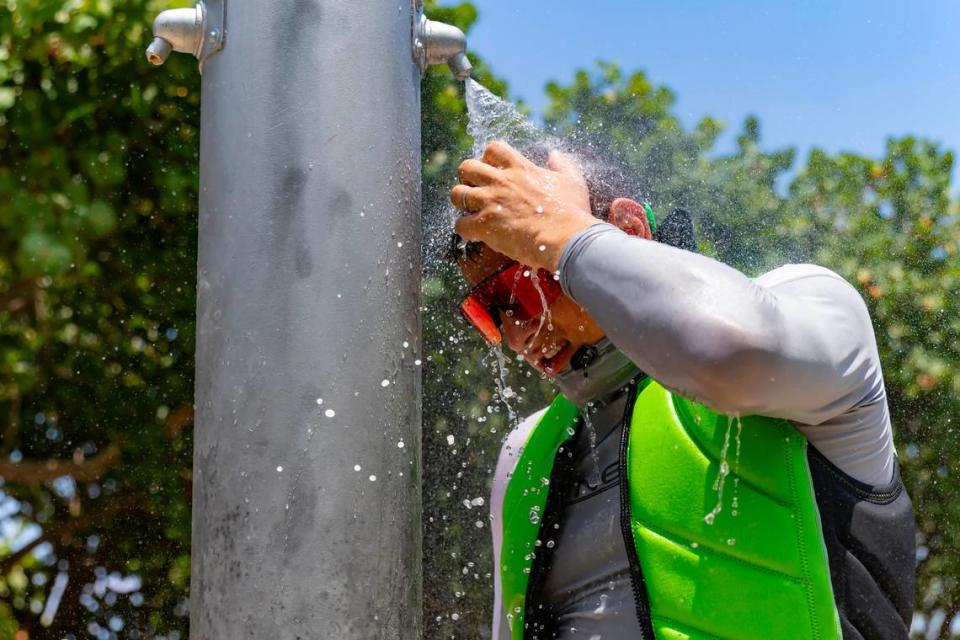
(475, 520, 484, 528)
(354, 464, 362, 472)
(538, 244, 546, 252)
(397, 441, 405, 448)
(414, 359, 422, 366)
(727, 538, 736, 546)
(276, 466, 283, 473)
(381, 379, 391, 388)
(325, 409, 336, 418)
(316, 398, 323, 405)
(447, 434, 455, 446)
(690, 542, 699, 549)
(535, 205, 544, 214)
(368, 474, 377, 482)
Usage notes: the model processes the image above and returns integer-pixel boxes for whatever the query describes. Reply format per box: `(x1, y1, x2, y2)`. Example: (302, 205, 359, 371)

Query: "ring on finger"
(459, 187, 471, 211)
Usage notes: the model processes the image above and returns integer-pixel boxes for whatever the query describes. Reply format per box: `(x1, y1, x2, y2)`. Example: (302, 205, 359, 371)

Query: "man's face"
(458, 244, 605, 376)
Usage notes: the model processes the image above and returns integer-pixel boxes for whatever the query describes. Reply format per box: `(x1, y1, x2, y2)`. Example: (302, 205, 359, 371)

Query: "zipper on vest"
(618, 382, 657, 639)
(522, 436, 580, 639)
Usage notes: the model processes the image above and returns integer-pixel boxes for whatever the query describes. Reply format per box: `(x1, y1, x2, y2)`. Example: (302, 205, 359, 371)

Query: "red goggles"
(459, 262, 562, 345)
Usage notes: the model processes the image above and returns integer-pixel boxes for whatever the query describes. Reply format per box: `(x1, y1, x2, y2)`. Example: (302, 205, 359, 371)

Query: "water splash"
(488, 343, 518, 427)
(526, 271, 554, 348)
(704, 416, 736, 526)
(581, 406, 602, 488)
(465, 79, 553, 158)
(731, 416, 743, 517)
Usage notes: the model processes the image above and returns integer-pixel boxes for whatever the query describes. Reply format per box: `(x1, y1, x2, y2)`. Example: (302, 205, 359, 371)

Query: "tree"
(0, 0, 199, 636)
(1, 1, 956, 638)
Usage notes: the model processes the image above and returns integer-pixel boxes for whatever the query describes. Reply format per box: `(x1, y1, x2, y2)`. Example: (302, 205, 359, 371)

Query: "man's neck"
(554, 339, 641, 406)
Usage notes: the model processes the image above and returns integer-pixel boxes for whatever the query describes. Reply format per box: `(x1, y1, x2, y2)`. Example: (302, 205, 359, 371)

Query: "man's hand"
(451, 141, 601, 272)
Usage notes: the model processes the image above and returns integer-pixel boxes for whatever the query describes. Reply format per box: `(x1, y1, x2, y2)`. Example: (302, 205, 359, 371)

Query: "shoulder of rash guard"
(754, 263, 852, 289)
(755, 264, 872, 315)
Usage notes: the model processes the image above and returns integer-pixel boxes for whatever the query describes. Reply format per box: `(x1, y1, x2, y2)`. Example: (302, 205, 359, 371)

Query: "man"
(449, 141, 915, 640)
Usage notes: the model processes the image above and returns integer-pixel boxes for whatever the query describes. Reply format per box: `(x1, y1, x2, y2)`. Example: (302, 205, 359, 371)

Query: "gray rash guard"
(557, 223, 894, 486)
(524, 222, 896, 639)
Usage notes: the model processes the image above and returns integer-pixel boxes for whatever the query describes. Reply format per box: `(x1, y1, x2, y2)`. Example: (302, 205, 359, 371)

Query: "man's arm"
(559, 223, 885, 425)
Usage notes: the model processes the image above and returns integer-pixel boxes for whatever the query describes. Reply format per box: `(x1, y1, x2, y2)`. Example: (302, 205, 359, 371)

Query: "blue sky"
(468, 1, 959, 188)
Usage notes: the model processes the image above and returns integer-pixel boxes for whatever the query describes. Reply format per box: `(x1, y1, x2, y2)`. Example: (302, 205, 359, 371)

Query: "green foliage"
(0, 0, 198, 635)
(0, 602, 16, 640)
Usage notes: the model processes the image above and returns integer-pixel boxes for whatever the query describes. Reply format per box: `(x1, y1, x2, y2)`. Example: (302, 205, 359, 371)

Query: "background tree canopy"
(1, 1, 957, 638)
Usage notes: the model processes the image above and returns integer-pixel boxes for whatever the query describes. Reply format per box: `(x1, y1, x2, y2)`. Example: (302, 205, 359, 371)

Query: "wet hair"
(445, 142, 646, 263)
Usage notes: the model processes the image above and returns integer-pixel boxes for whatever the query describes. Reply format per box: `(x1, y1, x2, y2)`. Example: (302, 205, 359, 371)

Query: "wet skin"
(451, 141, 599, 273)
(458, 244, 604, 375)
(453, 141, 654, 376)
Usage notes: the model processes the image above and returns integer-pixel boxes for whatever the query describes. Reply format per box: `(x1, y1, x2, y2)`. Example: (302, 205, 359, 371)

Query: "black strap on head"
(654, 208, 699, 253)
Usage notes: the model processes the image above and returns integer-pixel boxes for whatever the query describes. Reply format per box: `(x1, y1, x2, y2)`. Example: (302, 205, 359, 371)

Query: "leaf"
(15, 231, 72, 277)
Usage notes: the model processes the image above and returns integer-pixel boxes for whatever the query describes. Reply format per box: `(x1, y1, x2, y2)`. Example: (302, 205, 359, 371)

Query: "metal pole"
(190, 2, 422, 637)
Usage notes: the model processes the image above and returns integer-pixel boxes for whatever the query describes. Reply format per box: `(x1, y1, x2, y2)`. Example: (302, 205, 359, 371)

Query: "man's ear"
(608, 198, 653, 240)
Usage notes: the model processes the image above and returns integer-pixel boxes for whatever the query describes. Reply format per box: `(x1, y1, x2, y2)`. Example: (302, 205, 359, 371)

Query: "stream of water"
(465, 79, 553, 158)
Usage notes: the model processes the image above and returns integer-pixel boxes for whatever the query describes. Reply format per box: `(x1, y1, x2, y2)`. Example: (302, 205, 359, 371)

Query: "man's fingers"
(458, 159, 501, 187)
(450, 184, 488, 213)
(482, 140, 526, 169)
(608, 198, 652, 240)
(547, 150, 585, 182)
(454, 212, 485, 242)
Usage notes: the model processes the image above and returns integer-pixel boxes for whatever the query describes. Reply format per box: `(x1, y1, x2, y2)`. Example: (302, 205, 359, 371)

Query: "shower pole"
(145, 1, 469, 637)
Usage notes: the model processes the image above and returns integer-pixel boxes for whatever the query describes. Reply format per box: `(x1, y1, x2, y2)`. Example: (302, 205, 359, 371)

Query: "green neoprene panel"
(626, 382, 841, 639)
(499, 394, 579, 639)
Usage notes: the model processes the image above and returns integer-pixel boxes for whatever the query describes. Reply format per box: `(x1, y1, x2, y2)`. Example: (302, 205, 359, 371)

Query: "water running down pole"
(146, 1, 469, 636)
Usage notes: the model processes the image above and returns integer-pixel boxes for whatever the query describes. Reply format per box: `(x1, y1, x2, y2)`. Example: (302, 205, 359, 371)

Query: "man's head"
(453, 197, 655, 376)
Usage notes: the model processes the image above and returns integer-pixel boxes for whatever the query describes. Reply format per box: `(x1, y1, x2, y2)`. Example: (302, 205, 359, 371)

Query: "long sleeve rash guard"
(557, 223, 895, 486)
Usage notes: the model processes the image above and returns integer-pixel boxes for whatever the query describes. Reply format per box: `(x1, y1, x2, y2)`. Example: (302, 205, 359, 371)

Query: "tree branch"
(0, 493, 148, 575)
(163, 404, 194, 441)
(0, 443, 122, 486)
(0, 277, 37, 314)
(1, 394, 22, 456)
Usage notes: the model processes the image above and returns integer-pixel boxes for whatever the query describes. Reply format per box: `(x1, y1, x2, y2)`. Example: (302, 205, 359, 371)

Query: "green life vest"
(492, 378, 842, 639)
